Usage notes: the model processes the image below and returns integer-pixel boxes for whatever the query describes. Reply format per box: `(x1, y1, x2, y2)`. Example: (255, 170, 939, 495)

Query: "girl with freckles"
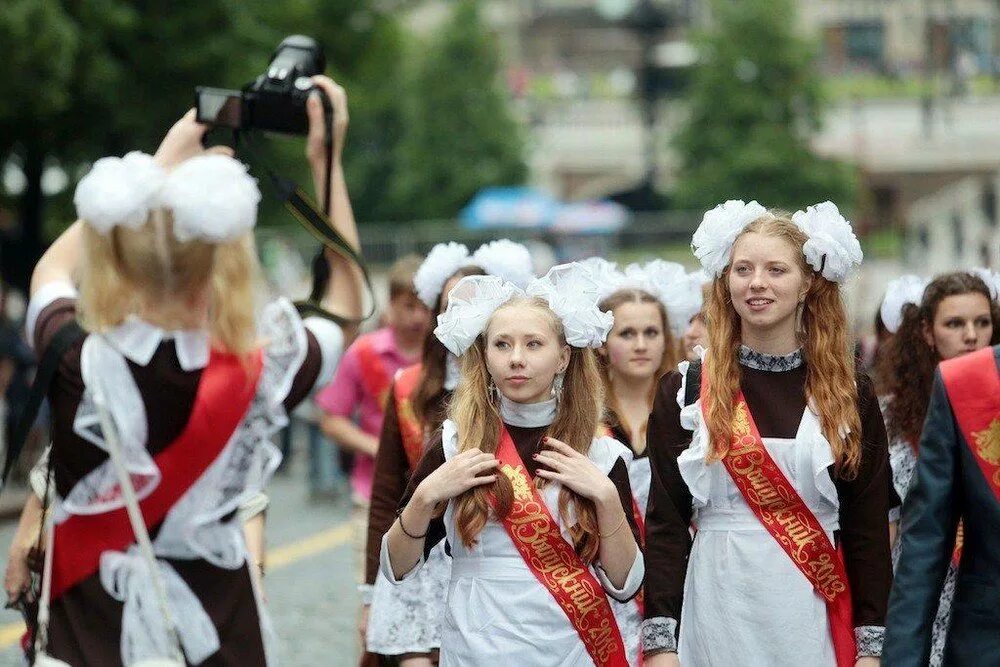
(381, 264, 644, 666)
(642, 202, 893, 667)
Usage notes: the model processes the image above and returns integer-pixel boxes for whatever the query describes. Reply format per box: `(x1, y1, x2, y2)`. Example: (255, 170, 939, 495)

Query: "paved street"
(0, 451, 363, 666)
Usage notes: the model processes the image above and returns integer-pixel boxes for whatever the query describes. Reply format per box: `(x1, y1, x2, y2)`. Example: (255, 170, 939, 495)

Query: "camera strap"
(236, 132, 375, 327)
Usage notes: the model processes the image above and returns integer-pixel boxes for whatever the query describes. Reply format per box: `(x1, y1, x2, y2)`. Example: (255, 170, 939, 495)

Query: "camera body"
(196, 35, 329, 135)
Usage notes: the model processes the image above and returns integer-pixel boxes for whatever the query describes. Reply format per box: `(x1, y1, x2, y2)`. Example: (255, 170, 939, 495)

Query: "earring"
(551, 372, 565, 406)
(488, 379, 501, 404)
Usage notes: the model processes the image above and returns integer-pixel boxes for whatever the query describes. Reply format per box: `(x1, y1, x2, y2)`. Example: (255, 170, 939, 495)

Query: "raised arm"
(305, 76, 364, 322)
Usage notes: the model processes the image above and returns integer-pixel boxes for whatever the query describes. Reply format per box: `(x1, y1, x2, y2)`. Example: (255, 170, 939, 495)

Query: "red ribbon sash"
(701, 378, 856, 667)
(356, 336, 392, 411)
(393, 364, 426, 471)
(491, 428, 629, 666)
(51, 349, 263, 599)
(940, 346, 1000, 504)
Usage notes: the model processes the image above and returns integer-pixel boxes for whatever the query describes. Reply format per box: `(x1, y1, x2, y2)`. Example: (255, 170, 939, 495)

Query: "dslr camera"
(196, 35, 330, 135)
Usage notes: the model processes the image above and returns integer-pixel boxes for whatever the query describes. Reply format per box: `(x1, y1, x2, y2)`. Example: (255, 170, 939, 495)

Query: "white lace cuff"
(25, 280, 78, 349)
(303, 316, 345, 388)
(378, 533, 424, 584)
(596, 548, 644, 602)
(855, 625, 885, 658)
(887, 506, 901, 523)
(641, 616, 678, 655)
(237, 492, 269, 523)
(358, 583, 374, 605)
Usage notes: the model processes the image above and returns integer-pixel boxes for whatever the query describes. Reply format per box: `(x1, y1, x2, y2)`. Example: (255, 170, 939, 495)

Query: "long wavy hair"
(703, 214, 863, 477)
(877, 272, 1000, 446)
(449, 296, 605, 563)
(413, 265, 487, 428)
(78, 209, 259, 357)
(597, 288, 679, 453)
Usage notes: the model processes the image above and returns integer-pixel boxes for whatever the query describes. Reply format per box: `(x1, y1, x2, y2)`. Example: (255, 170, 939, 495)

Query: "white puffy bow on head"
(73, 151, 260, 243)
(434, 262, 613, 356)
(972, 267, 1000, 301)
(792, 201, 863, 283)
(880, 274, 929, 334)
(413, 239, 535, 309)
(691, 200, 769, 277)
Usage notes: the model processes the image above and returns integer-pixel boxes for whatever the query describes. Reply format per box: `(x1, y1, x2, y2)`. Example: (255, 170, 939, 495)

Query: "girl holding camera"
(20, 76, 359, 665)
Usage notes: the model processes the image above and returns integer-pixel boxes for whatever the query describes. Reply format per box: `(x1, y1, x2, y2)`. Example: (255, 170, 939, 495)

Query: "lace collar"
(103, 317, 210, 371)
(500, 395, 557, 428)
(444, 353, 460, 392)
(738, 345, 803, 372)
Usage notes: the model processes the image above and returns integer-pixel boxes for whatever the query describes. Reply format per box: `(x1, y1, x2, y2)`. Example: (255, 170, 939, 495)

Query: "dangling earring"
(488, 379, 501, 404)
(551, 372, 565, 406)
(795, 300, 805, 334)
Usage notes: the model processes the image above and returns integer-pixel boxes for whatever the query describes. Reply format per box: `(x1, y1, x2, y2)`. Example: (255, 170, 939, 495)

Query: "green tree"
(672, 0, 856, 212)
(392, 0, 527, 220)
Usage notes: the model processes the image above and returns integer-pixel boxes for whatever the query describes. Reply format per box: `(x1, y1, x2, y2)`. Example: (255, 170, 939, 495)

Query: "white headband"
(583, 258, 697, 339)
(434, 262, 613, 356)
(691, 199, 863, 283)
(73, 151, 260, 243)
(880, 274, 929, 334)
(413, 239, 535, 309)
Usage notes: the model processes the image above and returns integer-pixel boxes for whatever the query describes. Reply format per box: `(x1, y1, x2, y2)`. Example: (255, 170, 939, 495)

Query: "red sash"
(356, 335, 392, 411)
(940, 346, 1000, 503)
(492, 428, 629, 666)
(51, 349, 263, 599)
(394, 364, 425, 471)
(701, 376, 856, 667)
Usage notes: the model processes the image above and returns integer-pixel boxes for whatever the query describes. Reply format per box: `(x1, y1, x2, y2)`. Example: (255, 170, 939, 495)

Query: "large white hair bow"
(434, 262, 613, 356)
(792, 201, 863, 283)
(972, 267, 1000, 301)
(73, 151, 260, 243)
(691, 200, 768, 277)
(413, 239, 535, 309)
(880, 274, 929, 334)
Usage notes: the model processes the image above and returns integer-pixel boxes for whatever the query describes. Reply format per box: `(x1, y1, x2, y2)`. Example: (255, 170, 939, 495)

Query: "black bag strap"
(235, 132, 376, 327)
(684, 359, 702, 408)
(2, 321, 85, 489)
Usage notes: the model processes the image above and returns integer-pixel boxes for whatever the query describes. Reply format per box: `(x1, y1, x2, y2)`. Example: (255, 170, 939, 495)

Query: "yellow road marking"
(0, 520, 353, 650)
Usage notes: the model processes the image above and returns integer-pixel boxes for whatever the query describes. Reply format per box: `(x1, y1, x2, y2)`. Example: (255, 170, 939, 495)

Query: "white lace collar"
(104, 317, 210, 371)
(499, 394, 557, 427)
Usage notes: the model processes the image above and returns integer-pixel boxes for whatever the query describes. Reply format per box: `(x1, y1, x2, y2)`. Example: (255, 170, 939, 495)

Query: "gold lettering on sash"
(973, 418, 1000, 485)
(724, 398, 849, 602)
(500, 461, 622, 662)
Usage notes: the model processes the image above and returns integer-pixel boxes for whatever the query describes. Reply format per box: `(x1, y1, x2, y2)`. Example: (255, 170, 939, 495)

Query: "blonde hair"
(78, 209, 260, 357)
(597, 288, 679, 453)
(449, 296, 605, 562)
(703, 213, 862, 477)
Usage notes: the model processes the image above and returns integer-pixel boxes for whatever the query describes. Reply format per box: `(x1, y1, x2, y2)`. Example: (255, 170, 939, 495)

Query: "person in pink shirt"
(317, 255, 430, 503)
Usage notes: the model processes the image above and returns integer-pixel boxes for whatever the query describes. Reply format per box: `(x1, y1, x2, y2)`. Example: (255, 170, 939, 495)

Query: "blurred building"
(798, 0, 999, 75)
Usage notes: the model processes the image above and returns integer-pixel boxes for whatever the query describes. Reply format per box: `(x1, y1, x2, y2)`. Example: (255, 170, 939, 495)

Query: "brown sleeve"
(398, 433, 448, 561)
(835, 372, 892, 627)
(608, 457, 642, 547)
(643, 371, 694, 622)
(365, 382, 411, 585)
(34, 298, 81, 358)
(282, 331, 322, 412)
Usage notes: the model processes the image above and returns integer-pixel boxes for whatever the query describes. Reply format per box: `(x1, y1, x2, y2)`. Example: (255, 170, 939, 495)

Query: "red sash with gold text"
(701, 376, 856, 667)
(940, 347, 1000, 504)
(356, 335, 392, 411)
(51, 349, 263, 599)
(492, 428, 629, 666)
(394, 364, 425, 471)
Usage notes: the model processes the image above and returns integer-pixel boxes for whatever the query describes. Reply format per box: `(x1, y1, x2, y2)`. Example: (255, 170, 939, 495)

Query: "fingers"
(469, 459, 499, 476)
(533, 452, 566, 471)
(541, 437, 577, 456)
(205, 145, 235, 158)
(306, 92, 326, 146)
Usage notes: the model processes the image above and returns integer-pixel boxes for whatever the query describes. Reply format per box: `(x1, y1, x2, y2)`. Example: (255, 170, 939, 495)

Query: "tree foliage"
(391, 0, 527, 220)
(672, 0, 857, 212)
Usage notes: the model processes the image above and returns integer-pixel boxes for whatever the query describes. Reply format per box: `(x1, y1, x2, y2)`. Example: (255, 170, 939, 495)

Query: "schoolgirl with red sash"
(875, 271, 999, 666)
(21, 94, 355, 666)
(363, 243, 536, 661)
(380, 267, 644, 666)
(642, 201, 892, 667)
